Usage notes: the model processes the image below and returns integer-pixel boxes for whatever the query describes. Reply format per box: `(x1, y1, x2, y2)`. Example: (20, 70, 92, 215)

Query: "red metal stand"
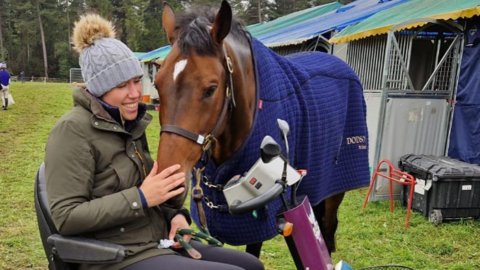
(363, 159, 417, 228)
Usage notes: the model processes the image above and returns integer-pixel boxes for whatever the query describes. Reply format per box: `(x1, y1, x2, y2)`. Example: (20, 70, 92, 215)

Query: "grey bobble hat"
(73, 14, 143, 97)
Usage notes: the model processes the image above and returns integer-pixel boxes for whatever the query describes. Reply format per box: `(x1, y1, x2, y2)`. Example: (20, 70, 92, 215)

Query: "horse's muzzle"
(165, 189, 188, 209)
(164, 172, 191, 209)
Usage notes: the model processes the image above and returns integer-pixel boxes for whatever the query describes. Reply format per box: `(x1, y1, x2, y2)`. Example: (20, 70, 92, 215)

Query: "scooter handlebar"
(228, 181, 284, 215)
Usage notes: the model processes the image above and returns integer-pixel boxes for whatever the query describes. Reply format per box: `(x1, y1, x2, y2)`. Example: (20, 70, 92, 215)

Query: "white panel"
(141, 63, 150, 97)
(332, 43, 348, 62)
(374, 98, 449, 198)
(150, 64, 159, 99)
(364, 91, 383, 173)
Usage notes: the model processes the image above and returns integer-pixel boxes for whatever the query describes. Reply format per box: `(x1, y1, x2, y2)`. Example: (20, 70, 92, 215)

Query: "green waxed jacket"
(45, 87, 190, 270)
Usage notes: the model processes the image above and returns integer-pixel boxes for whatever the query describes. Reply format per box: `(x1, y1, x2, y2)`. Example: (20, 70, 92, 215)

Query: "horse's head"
(155, 1, 242, 209)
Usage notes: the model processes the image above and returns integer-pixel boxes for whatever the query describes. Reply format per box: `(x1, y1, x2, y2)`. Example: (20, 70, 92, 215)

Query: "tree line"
(0, 0, 353, 80)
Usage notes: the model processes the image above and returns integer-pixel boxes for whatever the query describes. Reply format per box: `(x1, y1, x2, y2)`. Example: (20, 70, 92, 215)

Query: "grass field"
(0, 82, 479, 269)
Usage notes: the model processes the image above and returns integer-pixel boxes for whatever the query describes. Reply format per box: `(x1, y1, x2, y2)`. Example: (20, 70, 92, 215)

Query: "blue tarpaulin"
(140, 0, 411, 60)
(257, 0, 411, 47)
(449, 17, 480, 165)
(137, 45, 171, 63)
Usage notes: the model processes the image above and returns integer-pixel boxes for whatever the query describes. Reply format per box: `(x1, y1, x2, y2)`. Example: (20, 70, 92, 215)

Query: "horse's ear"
(162, 2, 176, 44)
(210, 0, 232, 45)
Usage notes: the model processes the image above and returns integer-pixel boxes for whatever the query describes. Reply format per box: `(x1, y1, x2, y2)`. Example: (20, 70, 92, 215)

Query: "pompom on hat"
(73, 14, 143, 97)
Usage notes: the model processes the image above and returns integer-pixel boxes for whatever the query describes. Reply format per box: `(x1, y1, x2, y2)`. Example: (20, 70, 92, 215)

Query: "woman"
(0, 62, 10, 110)
(45, 14, 264, 270)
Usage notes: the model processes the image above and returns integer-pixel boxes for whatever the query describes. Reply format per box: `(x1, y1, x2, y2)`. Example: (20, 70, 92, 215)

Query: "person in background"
(20, 71, 25, 84)
(44, 14, 264, 270)
(0, 62, 10, 111)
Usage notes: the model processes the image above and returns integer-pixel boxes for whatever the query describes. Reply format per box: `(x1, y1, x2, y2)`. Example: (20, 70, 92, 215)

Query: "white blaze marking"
(173, 59, 188, 81)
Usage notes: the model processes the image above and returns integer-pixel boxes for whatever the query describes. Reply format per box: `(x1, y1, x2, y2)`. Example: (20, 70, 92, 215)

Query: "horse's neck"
(212, 37, 256, 164)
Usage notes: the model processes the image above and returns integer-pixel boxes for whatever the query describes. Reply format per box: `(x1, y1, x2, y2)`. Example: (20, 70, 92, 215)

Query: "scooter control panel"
(223, 156, 301, 207)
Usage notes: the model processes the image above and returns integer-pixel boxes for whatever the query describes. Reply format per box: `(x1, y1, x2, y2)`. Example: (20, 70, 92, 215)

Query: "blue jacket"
(0, 70, 10, 86)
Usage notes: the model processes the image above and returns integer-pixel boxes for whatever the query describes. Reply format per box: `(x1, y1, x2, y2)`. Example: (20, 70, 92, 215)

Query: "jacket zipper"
(132, 141, 147, 179)
(132, 141, 163, 240)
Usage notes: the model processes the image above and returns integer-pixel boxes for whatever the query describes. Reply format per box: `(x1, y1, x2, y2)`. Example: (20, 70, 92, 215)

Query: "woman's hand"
(169, 214, 192, 249)
(139, 162, 185, 207)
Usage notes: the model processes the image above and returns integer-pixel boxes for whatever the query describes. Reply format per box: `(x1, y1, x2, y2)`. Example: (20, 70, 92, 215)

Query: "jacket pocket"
(93, 216, 152, 245)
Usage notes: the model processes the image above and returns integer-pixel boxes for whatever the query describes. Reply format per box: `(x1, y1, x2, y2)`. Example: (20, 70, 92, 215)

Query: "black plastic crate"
(398, 154, 480, 225)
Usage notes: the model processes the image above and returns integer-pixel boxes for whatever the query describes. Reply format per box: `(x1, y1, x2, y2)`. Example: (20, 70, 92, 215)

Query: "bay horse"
(154, 0, 370, 257)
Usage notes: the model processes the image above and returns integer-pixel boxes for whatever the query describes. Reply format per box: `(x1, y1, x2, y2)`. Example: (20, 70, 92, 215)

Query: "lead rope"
(177, 165, 224, 260)
(175, 228, 223, 259)
(192, 167, 209, 235)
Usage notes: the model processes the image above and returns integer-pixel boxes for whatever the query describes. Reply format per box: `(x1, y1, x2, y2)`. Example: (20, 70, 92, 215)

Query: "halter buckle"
(226, 57, 234, 74)
(226, 87, 231, 98)
(202, 134, 217, 151)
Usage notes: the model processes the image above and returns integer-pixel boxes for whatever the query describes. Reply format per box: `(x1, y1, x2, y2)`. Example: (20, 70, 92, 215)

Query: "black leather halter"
(160, 44, 236, 152)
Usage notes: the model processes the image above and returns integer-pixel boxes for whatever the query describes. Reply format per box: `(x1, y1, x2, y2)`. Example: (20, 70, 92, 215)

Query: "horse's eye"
(204, 86, 217, 98)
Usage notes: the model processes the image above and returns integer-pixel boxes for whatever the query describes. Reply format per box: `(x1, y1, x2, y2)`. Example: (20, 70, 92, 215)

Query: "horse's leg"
(245, 242, 263, 258)
(312, 192, 345, 254)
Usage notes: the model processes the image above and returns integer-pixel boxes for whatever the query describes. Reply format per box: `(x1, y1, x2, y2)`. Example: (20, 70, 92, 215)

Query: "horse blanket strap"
(175, 228, 223, 260)
(204, 196, 229, 212)
(202, 175, 223, 190)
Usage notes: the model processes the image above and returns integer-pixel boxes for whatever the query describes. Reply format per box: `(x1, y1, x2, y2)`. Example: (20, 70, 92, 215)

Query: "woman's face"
(102, 77, 142, 121)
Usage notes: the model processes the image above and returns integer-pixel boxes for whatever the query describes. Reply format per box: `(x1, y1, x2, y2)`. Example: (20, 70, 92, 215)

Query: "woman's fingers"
(165, 179, 186, 192)
(157, 164, 181, 179)
(148, 161, 159, 177)
(167, 187, 185, 199)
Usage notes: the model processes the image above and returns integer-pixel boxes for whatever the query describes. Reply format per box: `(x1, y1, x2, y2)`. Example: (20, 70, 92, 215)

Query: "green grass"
(1, 82, 479, 269)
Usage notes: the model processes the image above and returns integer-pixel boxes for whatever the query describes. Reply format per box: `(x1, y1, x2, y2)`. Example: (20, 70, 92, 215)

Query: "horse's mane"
(176, 5, 249, 56)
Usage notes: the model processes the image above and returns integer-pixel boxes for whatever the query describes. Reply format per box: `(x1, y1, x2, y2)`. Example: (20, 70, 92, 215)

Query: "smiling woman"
(102, 76, 143, 121)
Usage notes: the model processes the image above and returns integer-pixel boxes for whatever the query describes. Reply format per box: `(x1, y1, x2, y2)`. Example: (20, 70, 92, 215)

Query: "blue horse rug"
(191, 38, 370, 245)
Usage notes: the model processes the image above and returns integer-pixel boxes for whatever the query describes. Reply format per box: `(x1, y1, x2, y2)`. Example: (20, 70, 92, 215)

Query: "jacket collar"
(73, 87, 152, 138)
(86, 90, 147, 132)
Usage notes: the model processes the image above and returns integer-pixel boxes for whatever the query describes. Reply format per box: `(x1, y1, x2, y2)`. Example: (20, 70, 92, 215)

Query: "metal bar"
(399, 34, 405, 89)
(373, 37, 379, 89)
(371, 31, 394, 201)
(378, 36, 387, 90)
(386, 90, 450, 95)
(432, 37, 442, 90)
(444, 36, 464, 155)
(406, 33, 414, 89)
(422, 35, 460, 91)
(391, 36, 415, 90)
(348, 42, 356, 82)
(399, 35, 404, 89)
(387, 92, 450, 98)
(316, 34, 331, 53)
(312, 34, 321, 52)
(372, 38, 377, 89)
(390, 35, 398, 89)
(448, 38, 459, 92)
(364, 40, 371, 89)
